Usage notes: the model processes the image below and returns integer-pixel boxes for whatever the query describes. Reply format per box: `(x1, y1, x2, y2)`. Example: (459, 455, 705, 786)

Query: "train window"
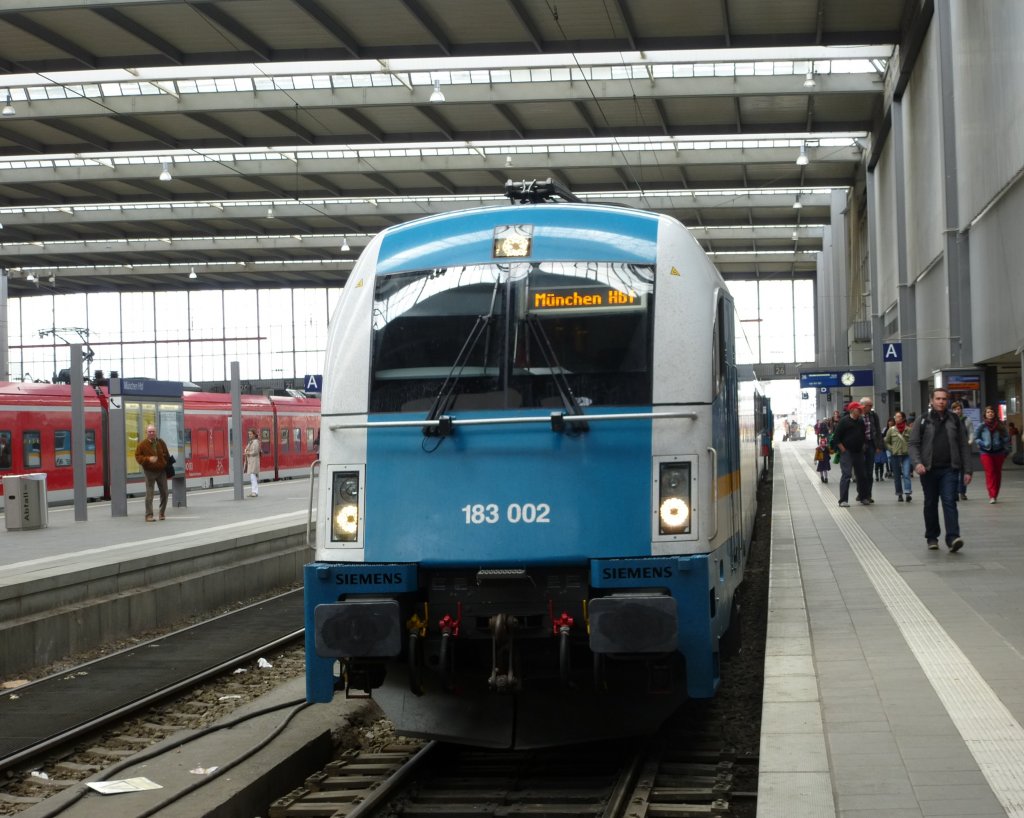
(212, 429, 225, 458)
(23, 431, 42, 469)
(52, 430, 97, 467)
(55, 431, 71, 467)
(0, 431, 11, 469)
(261, 428, 271, 454)
(279, 428, 289, 453)
(184, 429, 193, 460)
(370, 261, 654, 413)
(293, 428, 302, 450)
(307, 428, 315, 453)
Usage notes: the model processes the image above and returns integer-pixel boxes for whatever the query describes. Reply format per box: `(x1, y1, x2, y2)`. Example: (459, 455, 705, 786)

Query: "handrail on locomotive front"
(306, 459, 319, 546)
(326, 410, 699, 431)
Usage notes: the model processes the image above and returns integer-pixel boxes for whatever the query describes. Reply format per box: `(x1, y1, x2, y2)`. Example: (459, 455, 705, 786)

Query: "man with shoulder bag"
(134, 424, 171, 522)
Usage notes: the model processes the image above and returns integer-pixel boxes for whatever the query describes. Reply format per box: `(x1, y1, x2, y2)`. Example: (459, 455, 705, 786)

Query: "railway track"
(270, 730, 753, 818)
(0, 590, 306, 812)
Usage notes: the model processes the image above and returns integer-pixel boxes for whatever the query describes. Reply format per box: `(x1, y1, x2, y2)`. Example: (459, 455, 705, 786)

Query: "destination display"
(530, 284, 643, 312)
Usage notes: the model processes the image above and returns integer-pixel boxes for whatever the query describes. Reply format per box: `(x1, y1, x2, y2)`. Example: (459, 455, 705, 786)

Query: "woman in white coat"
(244, 429, 262, 497)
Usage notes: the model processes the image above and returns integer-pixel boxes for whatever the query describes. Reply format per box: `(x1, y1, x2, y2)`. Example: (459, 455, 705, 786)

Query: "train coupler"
(487, 612, 520, 692)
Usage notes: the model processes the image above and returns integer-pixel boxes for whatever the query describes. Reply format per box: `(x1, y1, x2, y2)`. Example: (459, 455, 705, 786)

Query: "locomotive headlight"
(331, 471, 361, 542)
(658, 462, 692, 535)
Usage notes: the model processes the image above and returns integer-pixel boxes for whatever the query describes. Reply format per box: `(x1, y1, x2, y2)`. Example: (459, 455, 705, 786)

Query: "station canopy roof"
(0, 0, 929, 295)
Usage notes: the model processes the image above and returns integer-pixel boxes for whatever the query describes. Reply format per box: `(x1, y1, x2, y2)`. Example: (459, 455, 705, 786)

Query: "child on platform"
(814, 436, 831, 483)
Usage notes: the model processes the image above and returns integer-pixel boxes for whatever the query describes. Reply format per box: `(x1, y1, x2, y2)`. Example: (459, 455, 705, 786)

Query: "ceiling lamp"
(795, 144, 809, 166)
(429, 79, 445, 103)
(341, 236, 350, 252)
(49, 274, 56, 285)
(792, 195, 803, 210)
(266, 206, 275, 219)
(792, 230, 799, 241)
(159, 161, 172, 182)
(188, 266, 197, 280)
(1, 92, 15, 117)
(803, 71, 816, 88)
(26, 273, 36, 282)
(505, 156, 513, 168)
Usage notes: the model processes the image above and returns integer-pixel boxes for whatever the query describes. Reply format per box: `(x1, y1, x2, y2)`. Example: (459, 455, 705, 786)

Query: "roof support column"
(829, 189, 850, 366)
(936, 0, 971, 365)
(892, 99, 919, 417)
(0, 271, 8, 381)
(865, 169, 885, 407)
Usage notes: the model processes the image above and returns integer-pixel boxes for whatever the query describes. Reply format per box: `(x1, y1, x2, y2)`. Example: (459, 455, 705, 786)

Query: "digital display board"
(530, 285, 643, 313)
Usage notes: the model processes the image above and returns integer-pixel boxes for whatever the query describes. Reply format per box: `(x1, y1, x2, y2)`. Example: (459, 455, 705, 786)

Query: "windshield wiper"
(423, 282, 500, 437)
(524, 314, 589, 434)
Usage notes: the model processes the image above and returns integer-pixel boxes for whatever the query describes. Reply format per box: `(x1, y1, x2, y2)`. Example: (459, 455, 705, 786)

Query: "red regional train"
(0, 382, 320, 508)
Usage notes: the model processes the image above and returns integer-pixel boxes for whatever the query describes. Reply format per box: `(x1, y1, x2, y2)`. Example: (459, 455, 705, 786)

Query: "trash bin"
(4, 473, 49, 531)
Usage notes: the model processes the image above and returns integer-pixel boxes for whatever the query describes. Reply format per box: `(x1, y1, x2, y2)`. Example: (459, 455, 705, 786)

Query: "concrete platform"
(758, 442, 1024, 818)
(1, 479, 315, 679)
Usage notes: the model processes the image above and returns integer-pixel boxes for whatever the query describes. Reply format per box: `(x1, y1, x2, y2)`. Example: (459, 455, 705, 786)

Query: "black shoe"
(927, 539, 939, 550)
(859, 499, 871, 506)
(905, 494, 912, 502)
(867, 498, 875, 504)
(950, 537, 964, 553)
(897, 495, 904, 502)
(960, 493, 968, 501)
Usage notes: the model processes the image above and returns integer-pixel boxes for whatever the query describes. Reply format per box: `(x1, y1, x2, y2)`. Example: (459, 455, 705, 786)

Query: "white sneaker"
(989, 497, 996, 504)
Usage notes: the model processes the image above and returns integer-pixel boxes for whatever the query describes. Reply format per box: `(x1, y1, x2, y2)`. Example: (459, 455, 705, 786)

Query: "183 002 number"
(462, 503, 551, 524)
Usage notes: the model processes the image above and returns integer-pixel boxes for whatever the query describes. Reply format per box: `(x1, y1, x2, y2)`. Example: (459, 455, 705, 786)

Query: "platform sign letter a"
(305, 374, 323, 392)
(882, 342, 902, 362)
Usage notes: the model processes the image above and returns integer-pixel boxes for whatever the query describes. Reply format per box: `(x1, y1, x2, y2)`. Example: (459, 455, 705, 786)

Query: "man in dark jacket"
(908, 387, 972, 552)
(833, 401, 869, 507)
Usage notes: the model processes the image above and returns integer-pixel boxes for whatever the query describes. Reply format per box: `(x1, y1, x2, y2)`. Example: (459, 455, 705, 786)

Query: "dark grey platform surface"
(759, 443, 1024, 818)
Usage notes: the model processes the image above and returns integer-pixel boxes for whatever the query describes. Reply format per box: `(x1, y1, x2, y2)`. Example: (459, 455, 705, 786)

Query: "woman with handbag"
(884, 411, 912, 503)
(976, 406, 1010, 503)
(244, 429, 262, 498)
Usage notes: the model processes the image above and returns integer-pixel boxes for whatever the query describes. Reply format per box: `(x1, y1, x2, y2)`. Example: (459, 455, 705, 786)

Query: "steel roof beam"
(396, 0, 452, 56)
(291, 0, 362, 59)
(93, 7, 184, 64)
(190, 3, 273, 62)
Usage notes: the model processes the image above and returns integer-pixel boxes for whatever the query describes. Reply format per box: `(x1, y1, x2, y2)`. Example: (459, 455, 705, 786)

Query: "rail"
(307, 459, 319, 546)
(328, 410, 698, 431)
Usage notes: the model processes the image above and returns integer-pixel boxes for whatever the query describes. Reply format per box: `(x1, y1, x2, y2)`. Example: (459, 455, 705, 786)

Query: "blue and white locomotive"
(305, 181, 765, 748)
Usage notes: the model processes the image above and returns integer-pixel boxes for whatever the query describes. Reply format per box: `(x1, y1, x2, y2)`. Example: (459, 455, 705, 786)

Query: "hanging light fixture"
(266, 206, 275, 219)
(341, 236, 350, 252)
(1, 92, 15, 117)
(792, 230, 799, 241)
(429, 79, 445, 103)
(49, 273, 56, 285)
(505, 155, 513, 168)
(188, 266, 197, 279)
(795, 144, 809, 166)
(26, 273, 36, 282)
(792, 194, 803, 210)
(159, 161, 172, 182)
(803, 71, 816, 88)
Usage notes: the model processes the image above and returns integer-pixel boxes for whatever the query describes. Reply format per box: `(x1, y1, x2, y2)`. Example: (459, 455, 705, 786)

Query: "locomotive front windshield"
(370, 261, 654, 413)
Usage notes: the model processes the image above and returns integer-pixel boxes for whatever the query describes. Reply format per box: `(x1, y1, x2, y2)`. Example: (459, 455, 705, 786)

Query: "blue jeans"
(891, 454, 912, 496)
(919, 466, 960, 544)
